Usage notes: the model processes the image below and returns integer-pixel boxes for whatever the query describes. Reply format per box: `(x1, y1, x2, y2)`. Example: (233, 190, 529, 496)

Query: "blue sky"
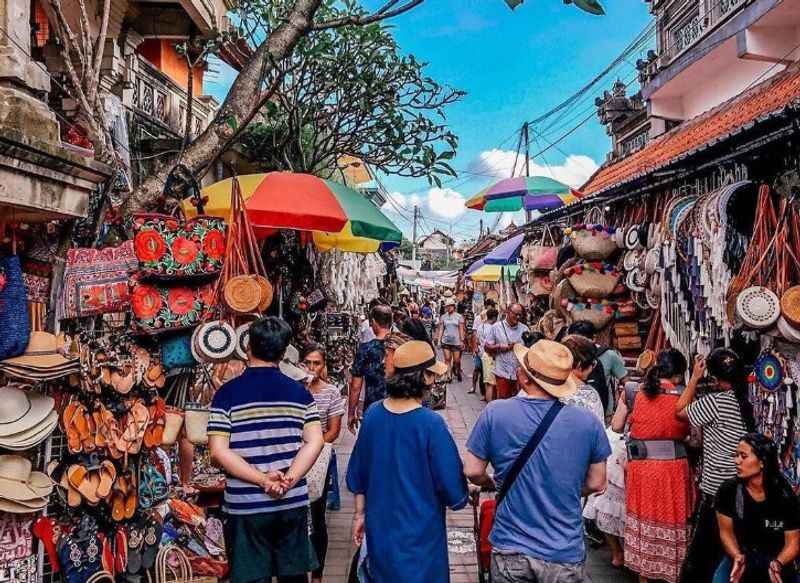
(205, 0, 654, 242)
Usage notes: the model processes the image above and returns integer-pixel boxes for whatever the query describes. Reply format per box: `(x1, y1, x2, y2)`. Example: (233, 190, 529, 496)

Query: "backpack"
(588, 346, 610, 412)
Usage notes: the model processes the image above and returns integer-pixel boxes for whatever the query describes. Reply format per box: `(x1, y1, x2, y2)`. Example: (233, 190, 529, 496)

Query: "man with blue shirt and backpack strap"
(464, 340, 610, 582)
(208, 316, 324, 583)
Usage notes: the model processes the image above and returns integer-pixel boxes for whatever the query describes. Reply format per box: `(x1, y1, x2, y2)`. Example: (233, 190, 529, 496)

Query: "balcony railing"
(661, 0, 749, 63)
(132, 57, 216, 138)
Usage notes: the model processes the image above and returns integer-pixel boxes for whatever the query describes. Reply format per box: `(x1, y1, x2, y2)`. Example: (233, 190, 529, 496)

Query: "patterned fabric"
(208, 367, 320, 515)
(22, 273, 49, 303)
(130, 277, 214, 334)
(624, 391, 694, 583)
(561, 382, 604, 421)
(61, 241, 137, 319)
(583, 430, 627, 538)
(351, 338, 387, 411)
(133, 214, 226, 279)
(310, 383, 346, 434)
(0, 516, 36, 583)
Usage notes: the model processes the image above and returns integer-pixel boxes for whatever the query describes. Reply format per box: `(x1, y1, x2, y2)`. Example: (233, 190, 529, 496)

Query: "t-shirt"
(207, 367, 321, 515)
(716, 478, 800, 573)
(310, 383, 346, 434)
(440, 312, 464, 346)
(486, 321, 529, 380)
(421, 306, 433, 320)
(597, 348, 627, 382)
(458, 301, 475, 334)
(561, 382, 605, 422)
(474, 321, 492, 356)
(350, 338, 387, 412)
(687, 391, 748, 496)
(346, 403, 468, 583)
(466, 396, 611, 563)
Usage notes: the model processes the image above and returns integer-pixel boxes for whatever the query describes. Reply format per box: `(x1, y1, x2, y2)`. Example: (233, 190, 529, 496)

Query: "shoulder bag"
(478, 401, 564, 570)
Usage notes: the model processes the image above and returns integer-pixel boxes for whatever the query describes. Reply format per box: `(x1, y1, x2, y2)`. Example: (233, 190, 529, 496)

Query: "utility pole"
(411, 205, 419, 267)
(479, 219, 484, 239)
(523, 122, 532, 224)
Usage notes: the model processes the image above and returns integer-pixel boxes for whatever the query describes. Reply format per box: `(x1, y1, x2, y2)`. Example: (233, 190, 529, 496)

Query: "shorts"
(224, 507, 318, 582)
(442, 344, 462, 352)
(492, 552, 588, 583)
(481, 353, 496, 385)
(474, 354, 483, 370)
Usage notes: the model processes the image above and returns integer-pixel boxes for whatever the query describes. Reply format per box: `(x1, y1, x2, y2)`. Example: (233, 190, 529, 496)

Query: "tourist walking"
(568, 321, 627, 414)
(560, 334, 605, 421)
(614, 348, 693, 583)
(714, 433, 800, 583)
(348, 304, 392, 433)
(208, 317, 324, 583)
(301, 344, 346, 583)
(464, 340, 610, 582)
(676, 348, 755, 583)
(484, 304, 529, 399)
(435, 297, 466, 382)
(346, 341, 468, 583)
(473, 307, 498, 401)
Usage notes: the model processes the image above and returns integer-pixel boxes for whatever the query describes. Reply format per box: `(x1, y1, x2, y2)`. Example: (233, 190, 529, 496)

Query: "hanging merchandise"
(130, 278, 215, 334)
(565, 224, 618, 261)
(0, 255, 30, 360)
(565, 263, 621, 298)
(0, 332, 80, 382)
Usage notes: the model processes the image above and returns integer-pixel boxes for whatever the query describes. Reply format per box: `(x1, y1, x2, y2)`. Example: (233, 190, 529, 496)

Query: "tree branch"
(312, 0, 425, 31)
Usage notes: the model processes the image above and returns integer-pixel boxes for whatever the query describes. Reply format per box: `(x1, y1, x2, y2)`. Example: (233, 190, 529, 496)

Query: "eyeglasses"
(510, 311, 524, 316)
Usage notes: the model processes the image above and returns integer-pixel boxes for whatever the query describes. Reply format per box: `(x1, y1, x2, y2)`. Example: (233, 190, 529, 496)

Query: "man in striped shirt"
(208, 316, 324, 583)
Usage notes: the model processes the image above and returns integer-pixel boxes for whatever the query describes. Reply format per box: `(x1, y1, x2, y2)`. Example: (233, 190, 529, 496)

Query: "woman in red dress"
(614, 349, 694, 583)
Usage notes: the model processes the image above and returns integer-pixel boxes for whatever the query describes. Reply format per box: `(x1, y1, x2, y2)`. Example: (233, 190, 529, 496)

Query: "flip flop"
(141, 515, 163, 570)
(101, 533, 114, 574)
(143, 398, 166, 449)
(126, 521, 144, 574)
(115, 526, 128, 574)
(97, 460, 117, 500)
(68, 464, 99, 505)
(63, 401, 83, 453)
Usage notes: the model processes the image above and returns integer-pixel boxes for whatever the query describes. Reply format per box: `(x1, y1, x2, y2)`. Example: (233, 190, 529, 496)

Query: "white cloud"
(426, 188, 466, 220)
(468, 149, 600, 189)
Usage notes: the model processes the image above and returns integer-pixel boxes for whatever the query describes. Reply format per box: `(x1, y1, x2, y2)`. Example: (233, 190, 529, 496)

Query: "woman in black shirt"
(715, 433, 800, 583)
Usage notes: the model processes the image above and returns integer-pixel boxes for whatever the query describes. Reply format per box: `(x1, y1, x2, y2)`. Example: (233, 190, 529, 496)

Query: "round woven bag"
(780, 285, 800, 328)
(235, 323, 251, 360)
(571, 230, 617, 261)
(255, 276, 273, 312)
(223, 276, 261, 314)
(753, 352, 783, 391)
(623, 250, 642, 272)
(567, 265, 620, 299)
(736, 286, 780, 329)
(777, 316, 800, 344)
(625, 225, 642, 250)
(644, 248, 660, 275)
(626, 269, 646, 293)
(569, 304, 613, 330)
(195, 321, 236, 362)
(613, 228, 625, 249)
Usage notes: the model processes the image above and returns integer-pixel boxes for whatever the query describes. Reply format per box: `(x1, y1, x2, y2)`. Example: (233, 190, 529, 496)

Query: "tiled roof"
(582, 66, 800, 195)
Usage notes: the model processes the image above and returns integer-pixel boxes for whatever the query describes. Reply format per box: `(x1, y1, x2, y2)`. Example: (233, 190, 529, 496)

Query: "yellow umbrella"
(312, 224, 381, 253)
(467, 265, 520, 282)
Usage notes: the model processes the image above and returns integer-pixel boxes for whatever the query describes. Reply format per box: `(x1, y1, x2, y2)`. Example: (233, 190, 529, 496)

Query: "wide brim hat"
(0, 409, 58, 449)
(392, 340, 448, 377)
(0, 364, 79, 382)
(0, 455, 54, 501)
(0, 385, 55, 437)
(279, 361, 313, 383)
(513, 341, 577, 398)
(1, 331, 78, 369)
(444, 298, 456, 307)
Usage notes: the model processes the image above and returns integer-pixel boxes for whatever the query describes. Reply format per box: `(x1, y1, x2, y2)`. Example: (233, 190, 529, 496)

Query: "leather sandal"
(115, 526, 128, 574)
(81, 410, 97, 453)
(117, 400, 150, 456)
(143, 398, 166, 449)
(111, 475, 127, 522)
(97, 460, 117, 500)
(68, 464, 99, 505)
(63, 401, 84, 453)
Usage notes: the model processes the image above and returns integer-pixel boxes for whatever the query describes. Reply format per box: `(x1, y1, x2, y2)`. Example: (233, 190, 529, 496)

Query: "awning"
(484, 233, 525, 265)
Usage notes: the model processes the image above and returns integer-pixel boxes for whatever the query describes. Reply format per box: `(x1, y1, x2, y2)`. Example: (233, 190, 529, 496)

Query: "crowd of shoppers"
(206, 295, 800, 583)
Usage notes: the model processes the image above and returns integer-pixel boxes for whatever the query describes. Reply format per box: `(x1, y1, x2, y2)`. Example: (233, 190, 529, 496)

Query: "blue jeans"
(326, 450, 341, 511)
(712, 557, 731, 583)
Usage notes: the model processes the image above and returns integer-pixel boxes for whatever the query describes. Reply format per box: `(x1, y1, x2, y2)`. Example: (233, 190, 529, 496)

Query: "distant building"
(418, 230, 455, 261)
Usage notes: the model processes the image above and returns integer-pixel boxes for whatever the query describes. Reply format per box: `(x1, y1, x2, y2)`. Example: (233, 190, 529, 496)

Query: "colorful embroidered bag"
(130, 277, 214, 334)
(133, 214, 226, 279)
(61, 241, 137, 319)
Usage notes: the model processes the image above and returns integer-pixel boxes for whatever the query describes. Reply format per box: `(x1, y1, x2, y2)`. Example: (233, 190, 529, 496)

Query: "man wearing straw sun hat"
(464, 340, 611, 583)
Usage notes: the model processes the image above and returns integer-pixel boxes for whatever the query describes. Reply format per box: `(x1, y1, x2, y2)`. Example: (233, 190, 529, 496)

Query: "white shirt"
(486, 320, 529, 380)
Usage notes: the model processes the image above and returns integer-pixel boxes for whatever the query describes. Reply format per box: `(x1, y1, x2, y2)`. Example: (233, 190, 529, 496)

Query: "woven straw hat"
(393, 341, 448, 376)
(1, 332, 78, 369)
(0, 455, 53, 502)
(513, 340, 577, 398)
(0, 409, 58, 450)
(224, 276, 262, 314)
(0, 385, 54, 437)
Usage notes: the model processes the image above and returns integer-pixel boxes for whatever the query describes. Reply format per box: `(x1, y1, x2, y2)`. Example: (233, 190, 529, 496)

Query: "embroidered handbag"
(0, 255, 30, 360)
(133, 214, 226, 279)
(61, 241, 137, 319)
(130, 277, 214, 334)
(0, 515, 37, 583)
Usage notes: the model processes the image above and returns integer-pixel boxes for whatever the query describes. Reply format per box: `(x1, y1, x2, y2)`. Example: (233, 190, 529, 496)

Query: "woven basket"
(567, 267, 620, 299)
(781, 286, 800, 329)
(184, 406, 210, 445)
(255, 276, 273, 311)
(162, 406, 185, 447)
(223, 275, 261, 314)
(569, 306, 613, 330)
(571, 230, 617, 261)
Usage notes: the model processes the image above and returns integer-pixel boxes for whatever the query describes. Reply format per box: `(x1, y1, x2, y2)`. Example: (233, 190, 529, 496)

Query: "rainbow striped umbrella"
(465, 176, 581, 213)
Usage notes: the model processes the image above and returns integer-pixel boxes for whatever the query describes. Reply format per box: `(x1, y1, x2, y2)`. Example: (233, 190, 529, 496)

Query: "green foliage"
(236, 2, 464, 181)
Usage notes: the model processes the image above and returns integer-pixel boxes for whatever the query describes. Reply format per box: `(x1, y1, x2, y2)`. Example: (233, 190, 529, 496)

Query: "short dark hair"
(386, 370, 427, 399)
(567, 321, 596, 339)
(484, 299, 496, 308)
(371, 304, 393, 329)
(249, 317, 292, 362)
(486, 307, 499, 321)
(561, 334, 597, 369)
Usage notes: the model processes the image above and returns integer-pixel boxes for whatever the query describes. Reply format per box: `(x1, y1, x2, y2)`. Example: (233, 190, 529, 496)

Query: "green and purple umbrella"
(465, 176, 582, 213)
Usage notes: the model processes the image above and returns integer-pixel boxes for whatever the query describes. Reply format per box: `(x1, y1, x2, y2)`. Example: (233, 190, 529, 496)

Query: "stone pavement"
(321, 356, 636, 583)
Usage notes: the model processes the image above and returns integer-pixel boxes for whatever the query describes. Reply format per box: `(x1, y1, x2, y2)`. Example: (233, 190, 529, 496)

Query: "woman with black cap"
(346, 341, 468, 583)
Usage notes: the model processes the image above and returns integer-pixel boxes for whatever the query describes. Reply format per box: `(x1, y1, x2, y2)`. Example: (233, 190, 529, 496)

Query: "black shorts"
(442, 344, 462, 352)
(224, 506, 318, 582)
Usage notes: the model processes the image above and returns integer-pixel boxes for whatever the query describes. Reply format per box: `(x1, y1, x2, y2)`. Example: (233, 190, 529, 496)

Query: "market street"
(323, 356, 636, 583)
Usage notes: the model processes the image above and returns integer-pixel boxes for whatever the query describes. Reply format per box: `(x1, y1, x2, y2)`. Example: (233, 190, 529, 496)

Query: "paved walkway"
(321, 357, 636, 583)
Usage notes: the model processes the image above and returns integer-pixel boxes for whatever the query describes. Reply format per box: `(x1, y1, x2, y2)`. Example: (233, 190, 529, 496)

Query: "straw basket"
(184, 405, 210, 445)
(569, 305, 613, 330)
(781, 286, 800, 329)
(255, 276, 274, 311)
(162, 406, 185, 447)
(223, 275, 262, 314)
(567, 267, 620, 299)
(571, 230, 617, 261)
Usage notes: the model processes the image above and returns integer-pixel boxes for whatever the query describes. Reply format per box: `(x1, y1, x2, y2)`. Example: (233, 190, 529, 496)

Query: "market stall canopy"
(484, 233, 525, 265)
(468, 264, 519, 282)
(465, 176, 582, 213)
(185, 173, 401, 250)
